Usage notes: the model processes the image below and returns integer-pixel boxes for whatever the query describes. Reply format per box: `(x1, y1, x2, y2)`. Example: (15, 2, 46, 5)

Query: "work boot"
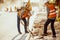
(25, 31, 29, 33)
(42, 34, 47, 36)
(52, 35, 56, 38)
(19, 32, 22, 34)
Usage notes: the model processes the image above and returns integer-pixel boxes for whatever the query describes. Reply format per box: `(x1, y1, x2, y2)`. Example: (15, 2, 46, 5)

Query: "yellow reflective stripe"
(49, 9, 55, 12)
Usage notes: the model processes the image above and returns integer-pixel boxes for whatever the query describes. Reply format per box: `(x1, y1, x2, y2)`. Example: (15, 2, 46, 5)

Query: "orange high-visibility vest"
(21, 8, 31, 19)
(47, 4, 56, 18)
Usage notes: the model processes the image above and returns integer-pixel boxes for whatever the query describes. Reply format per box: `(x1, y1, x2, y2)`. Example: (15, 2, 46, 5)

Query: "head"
(17, 9, 21, 12)
(45, 1, 54, 6)
(48, 0, 55, 4)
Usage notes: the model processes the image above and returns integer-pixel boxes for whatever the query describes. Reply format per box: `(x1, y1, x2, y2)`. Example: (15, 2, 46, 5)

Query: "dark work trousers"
(17, 16, 28, 33)
(44, 18, 56, 36)
(26, 18, 29, 26)
(17, 16, 21, 33)
(22, 18, 28, 32)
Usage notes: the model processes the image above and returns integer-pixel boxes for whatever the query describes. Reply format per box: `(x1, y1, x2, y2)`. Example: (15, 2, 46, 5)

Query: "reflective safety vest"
(48, 9, 56, 18)
(21, 8, 31, 19)
(47, 4, 56, 18)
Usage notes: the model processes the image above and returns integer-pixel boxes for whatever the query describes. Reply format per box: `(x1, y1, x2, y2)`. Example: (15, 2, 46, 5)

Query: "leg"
(22, 18, 29, 33)
(17, 16, 22, 34)
(51, 19, 56, 37)
(44, 19, 50, 34)
(27, 18, 29, 26)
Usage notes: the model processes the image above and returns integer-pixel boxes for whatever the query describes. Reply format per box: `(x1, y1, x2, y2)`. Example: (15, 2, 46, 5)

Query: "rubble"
(29, 18, 60, 40)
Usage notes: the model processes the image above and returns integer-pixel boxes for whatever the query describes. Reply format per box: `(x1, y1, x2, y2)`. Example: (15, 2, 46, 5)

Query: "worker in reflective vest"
(43, 2, 56, 37)
(17, 7, 29, 34)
